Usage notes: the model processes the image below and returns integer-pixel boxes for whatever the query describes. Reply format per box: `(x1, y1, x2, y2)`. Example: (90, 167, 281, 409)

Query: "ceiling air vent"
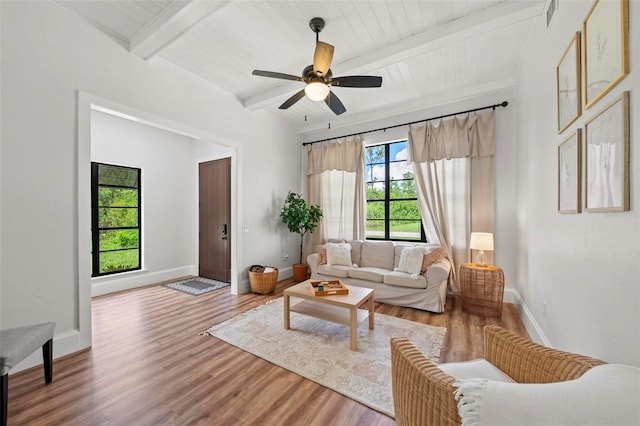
(546, 0, 557, 28)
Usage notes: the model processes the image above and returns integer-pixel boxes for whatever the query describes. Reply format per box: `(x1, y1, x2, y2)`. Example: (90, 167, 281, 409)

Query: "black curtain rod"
(302, 101, 508, 146)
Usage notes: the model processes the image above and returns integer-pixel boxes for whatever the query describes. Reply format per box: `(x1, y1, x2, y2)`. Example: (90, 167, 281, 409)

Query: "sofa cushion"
(383, 271, 427, 289)
(317, 264, 354, 278)
(348, 240, 363, 266)
(326, 243, 353, 267)
(396, 246, 424, 275)
(348, 267, 386, 283)
(360, 241, 395, 269)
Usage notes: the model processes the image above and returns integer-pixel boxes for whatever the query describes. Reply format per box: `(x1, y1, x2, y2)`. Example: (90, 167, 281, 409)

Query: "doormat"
(165, 277, 230, 296)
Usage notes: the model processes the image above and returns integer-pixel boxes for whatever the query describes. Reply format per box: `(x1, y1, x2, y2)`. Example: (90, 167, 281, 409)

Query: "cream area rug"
(206, 298, 446, 418)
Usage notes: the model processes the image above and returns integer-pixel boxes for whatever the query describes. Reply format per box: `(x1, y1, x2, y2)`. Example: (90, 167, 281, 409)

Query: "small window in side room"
(91, 162, 141, 276)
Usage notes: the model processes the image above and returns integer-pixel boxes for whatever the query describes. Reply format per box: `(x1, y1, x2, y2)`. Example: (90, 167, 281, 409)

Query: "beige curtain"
(306, 135, 366, 259)
(408, 111, 495, 293)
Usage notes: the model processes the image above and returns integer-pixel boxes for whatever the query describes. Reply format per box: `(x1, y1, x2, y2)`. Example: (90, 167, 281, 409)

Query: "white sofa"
(307, 240, 451, 313)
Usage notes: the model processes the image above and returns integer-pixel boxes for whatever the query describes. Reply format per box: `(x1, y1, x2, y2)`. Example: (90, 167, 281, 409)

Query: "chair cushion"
(383, 271, 427, 289)
(0, 322, 55, 375)
(440, 359, 514, 383)
(454, 364, 640, 426)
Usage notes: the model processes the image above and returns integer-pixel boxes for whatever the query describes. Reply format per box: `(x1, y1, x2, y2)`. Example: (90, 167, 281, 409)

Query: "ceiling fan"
(252, 17, 383, 115)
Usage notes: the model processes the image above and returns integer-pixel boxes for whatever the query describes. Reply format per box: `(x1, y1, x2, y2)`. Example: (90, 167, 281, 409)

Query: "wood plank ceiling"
(52, 0, 545, 133)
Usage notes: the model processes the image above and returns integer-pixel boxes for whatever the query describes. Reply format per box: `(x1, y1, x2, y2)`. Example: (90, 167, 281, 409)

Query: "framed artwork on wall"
(558, 130, 582, 213)
(557, 32, 581, 134)
(583, 0, 629, 109)
(585, 91, 629, 212)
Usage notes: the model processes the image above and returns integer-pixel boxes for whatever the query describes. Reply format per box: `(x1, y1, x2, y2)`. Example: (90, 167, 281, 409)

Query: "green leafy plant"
(280, 191, 323, 264)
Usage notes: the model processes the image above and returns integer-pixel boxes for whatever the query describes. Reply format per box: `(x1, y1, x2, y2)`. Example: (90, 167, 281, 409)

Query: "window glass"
(92, 162, 141, 276)
(364, 141, 425, 242)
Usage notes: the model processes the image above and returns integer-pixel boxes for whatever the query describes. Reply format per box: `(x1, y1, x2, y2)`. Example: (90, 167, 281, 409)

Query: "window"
(365, 140, 425, 241)
(91, 162, 141, 276)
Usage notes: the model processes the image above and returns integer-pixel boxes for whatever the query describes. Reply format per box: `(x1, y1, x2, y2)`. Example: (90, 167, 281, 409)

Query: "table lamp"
(470, 232, 493, 266)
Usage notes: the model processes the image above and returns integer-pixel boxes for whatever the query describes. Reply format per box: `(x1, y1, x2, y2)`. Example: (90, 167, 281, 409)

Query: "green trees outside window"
(365, 140, 425, 241)
(91, 163, 141, 276)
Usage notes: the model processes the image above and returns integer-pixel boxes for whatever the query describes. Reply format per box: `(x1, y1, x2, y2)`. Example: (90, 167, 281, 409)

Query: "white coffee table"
(283, 280, 375, 351)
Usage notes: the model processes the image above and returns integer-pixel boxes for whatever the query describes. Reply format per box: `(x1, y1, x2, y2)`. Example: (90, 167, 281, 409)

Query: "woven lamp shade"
(460, 263, 504, 317)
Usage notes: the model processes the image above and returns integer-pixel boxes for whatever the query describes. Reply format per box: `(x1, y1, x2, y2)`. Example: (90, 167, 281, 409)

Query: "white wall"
(0, 0, 301, 369)
(90, 110, 198, 296)
(301, 90, 519, 298)
(515, 1, 639, 365)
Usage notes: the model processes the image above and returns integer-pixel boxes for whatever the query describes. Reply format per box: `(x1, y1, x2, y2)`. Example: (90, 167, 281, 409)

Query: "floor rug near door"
(206, 298, 446, 418)
(165, 277, 229, 296)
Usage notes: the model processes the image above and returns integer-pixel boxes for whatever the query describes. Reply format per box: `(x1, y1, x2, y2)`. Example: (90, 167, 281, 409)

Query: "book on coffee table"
(309, 280, 349, 296)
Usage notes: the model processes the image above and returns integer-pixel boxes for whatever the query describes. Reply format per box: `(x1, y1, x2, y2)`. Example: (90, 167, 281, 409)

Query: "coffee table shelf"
(284, 280, 375, 351)
(290, 300, 370, 328)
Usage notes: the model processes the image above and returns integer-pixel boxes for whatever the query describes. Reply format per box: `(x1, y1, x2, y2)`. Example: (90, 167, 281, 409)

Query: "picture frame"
(558, 130, 582, 214)
(583, 0, 629, 109)
(556, 32, 581, 134)
(585, 91, 629, 212)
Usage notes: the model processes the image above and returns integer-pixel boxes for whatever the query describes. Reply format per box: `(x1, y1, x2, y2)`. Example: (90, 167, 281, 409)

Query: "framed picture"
(583, 0, 629, 109)
(557, 33, 581, 134)
(558, 130, 582, 213)
(585, 91, 629, 212)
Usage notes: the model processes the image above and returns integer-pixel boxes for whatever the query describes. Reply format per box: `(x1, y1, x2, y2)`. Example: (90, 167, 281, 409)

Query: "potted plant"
(280, 191, 323, 282)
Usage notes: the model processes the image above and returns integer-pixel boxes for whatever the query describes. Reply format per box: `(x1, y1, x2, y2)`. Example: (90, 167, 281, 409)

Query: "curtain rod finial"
(501, 101, 508, 107)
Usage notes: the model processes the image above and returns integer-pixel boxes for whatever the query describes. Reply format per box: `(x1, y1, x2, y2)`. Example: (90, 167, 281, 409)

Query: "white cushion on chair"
(440, 359, 514, 383)
(454, 364, 640, 426)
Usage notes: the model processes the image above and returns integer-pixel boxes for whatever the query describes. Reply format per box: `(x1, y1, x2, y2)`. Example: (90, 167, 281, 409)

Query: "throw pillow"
(325, 243, 353, 267)
(318, 246, 327, 265)
(395, 246, 424, 276)
(421, 246, 446, 274)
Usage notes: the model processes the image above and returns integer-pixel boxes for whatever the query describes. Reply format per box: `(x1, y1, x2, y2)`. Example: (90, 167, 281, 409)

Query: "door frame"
(77, 91, 243, 354)
(195, 154, 233, 283)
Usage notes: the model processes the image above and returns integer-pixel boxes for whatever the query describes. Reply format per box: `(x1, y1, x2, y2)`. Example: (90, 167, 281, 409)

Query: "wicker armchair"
(390, 325, 605, 426)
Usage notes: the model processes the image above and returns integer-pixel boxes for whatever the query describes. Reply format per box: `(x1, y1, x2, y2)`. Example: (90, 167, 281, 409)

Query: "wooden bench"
(0, 322, 55, 426)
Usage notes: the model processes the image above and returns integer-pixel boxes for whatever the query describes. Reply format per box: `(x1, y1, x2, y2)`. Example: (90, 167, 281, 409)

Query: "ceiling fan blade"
(252, 70, 303, 82)
(279, 89, 307, 109)
(330, 76, 383, 88)
(324, 91, 346, 115)
(313, 41, 334, 77)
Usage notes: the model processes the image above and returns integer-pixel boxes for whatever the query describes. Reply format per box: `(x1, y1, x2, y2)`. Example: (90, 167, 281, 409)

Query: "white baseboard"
(504, 288, 551, 347)
(9, 328, 86, 374)
(91, 265, 197, 296)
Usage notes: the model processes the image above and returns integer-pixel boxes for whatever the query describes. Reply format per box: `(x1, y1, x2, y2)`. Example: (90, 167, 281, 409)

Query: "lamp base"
(475, 250, 488, 266)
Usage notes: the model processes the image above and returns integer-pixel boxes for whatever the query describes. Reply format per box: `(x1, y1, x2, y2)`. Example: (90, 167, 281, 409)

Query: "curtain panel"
(305, 135, 366, 260)
(408, 111, 495, 293)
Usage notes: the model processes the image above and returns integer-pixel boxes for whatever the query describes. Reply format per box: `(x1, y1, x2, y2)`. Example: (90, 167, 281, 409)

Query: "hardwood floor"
(7, 279, 528, 425)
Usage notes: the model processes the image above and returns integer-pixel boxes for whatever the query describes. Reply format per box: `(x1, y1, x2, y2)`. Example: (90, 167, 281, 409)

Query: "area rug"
(165, 277, 229, 295)
(206, 298, 446, 418)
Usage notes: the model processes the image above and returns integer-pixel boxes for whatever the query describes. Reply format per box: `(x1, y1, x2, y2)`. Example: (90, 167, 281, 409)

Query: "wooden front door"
(199, 158, 231, 282)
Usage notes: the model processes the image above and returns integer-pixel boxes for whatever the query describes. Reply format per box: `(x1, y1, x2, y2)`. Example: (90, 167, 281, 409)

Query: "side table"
(459, 262, 505, 317)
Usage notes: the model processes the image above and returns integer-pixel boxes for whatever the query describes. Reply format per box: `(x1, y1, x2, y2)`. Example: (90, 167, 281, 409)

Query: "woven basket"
(249, 268, 279, 294)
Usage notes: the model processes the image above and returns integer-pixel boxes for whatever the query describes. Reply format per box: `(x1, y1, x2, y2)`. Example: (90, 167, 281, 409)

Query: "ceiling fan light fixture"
(305, 82, 329, 101)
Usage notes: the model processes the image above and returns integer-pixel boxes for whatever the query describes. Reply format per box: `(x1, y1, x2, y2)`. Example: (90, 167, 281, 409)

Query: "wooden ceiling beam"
(243, 1, 543, 111)
(130, 0, 233, 60)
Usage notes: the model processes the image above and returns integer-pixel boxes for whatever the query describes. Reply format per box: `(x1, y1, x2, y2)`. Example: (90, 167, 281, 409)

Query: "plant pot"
(292, 263, 309, 282)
